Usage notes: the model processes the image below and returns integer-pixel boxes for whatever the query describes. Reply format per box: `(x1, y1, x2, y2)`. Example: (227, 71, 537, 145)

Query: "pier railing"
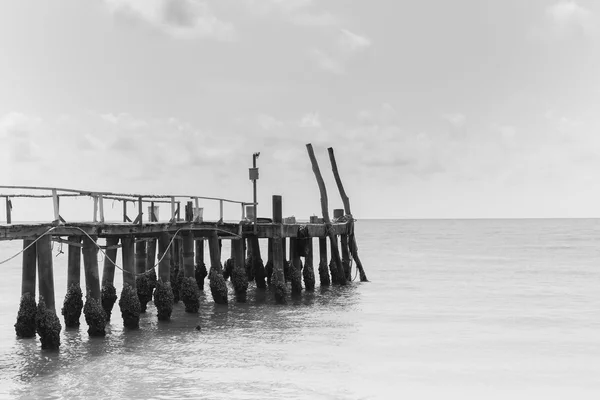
(0, 185, 254, 225)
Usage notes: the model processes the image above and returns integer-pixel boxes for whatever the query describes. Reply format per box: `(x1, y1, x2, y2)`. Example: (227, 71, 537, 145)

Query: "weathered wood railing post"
(194, 239, 207, 291)
(82, 236, 107, 336)
(272, 195, 286, 303)
(62, 236, 83, 328)
(334, 209, 351, 282)
(181, 231, 200, 312)
(327, 147, 368, 281)
(290, 237, 302, 295)
(208, 231, 227, 304)
(36, 234, 62, 349)
(119, 237, 140, 329)
(101, 237, 119, 320)
(15, 239, 37, 338)
(318, 237, 330, 286)
(155, 233, 174, 321)
(305, 144, 346, 285)
(135, 239, 152, 312)
(5, 196, 12, 224)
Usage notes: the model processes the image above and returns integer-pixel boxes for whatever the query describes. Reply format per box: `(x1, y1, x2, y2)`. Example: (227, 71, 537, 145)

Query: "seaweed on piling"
(209, 268, 228, 305)
(61, 284, 83, 328)
(119, 284, 141, 329)
(231, 258, 248, 303)
(35, 297, 61, 350)
(195, 262, 208, 291)
(135, 274, 153, 313)
(154, 280, 174, 321)
(291, 259, 303, 295)
(15, 292, 37, 338)
(303, 259, 315, 291)
(101, 283, 118, 321)
(83, 296, 107, 336)
(181, 277, 200, 313)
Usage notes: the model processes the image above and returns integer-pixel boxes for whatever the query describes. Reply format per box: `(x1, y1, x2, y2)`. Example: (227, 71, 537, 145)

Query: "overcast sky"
(1, 0, 599, 220)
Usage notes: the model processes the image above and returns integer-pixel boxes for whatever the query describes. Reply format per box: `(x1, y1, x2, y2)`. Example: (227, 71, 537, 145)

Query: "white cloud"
(338, 29, 371, 53)
(539, 1, 597, 37)
(442, 113, 466, 127)
(104, 0, 235, 41)
(245, 0, 338, 27)
(309, 48, 345, 74)
(0, 112, 41, 138)
(300, 112, 321, 128)
(256, 114, 283, 130)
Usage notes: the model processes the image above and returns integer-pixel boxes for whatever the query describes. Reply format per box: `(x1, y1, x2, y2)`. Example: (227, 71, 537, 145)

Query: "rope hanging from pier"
(0, 226, 59, 265)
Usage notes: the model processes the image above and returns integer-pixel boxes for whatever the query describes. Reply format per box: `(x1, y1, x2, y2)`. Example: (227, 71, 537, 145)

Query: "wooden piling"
(272, 195, 286, 303)
(155, 233, 174, 321)
(62, 236, 83, 328)
(82, 236, 106, 336)
(305, 144, 346, 285)
(249, 236, 266, 289)
(231, 238, 248, 302)
(334, 209, 351, 282)
(265, 238, 273, 285)
(171, 238, 181, 303)
(146, 237, 158, 296)
(303, 238, 315, 291)
(208, 232, 227, 304)
(35, 234, 62, 349)
(15, 239, 37, 338)
(327, 147, 368, 282)
(101, 237, 119, 321)
(135, 239, 152, 313)
(290, 237, 303, 295)
(282, 237, 290, 282)
(194, 239, 207, 291)
(119, 237, 140, 329)
(318, 237, 330, 286)
(181, 231, 200, 313)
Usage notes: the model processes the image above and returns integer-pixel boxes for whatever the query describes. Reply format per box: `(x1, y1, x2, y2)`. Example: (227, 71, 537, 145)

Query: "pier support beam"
(248, 236, 266, 289)
(194, 239, 207, 291)
(232, 238, 248, 302)
(82, 236, 107, 336)
(208, 232, 227, 304)
(334, 209, 351, 282)
(135, 239, 152, 313)
(101, 237, 119, 320)
(303, 238, 315, 291)
(265, 239, 273, 286)
(290, 238, 303, 295)
(154, 233, 174, 321)
(181, 231, 200, 313)
(318, 238, 330, 286)
(146, 237, 158, 298)
(61, 237, 83, 328)
(170, 238, 182, 304)
(119, 237, 140, 329)
(272, 195, 286, 303)
(36, 234, 61, 349)
(15, 239, 37, 338)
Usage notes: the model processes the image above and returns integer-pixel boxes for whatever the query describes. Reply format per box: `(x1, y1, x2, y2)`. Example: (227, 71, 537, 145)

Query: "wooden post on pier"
(146, 236, 157, 293)
(272, 195, 286, 303)
(82, 236, 107, 336)
(194, 239, 207, 291)
(265, 238, 273, 285)
(35, 234, 62, 349)
(249, 236, 266, 289)
(155, 233, 174, 321)
(119, 237, 140, 329)
(170, 237, 182, 304)
(334, 209, 351, 282)
(318, 237, 330, 286)
(181, 231, 200, 312)
(135, 239, 152, 313)
(231, 238, 248, 302)
(15, 239, 37, 338)
(305, 144, 346, 285)
(303, 238, 315, 291)
(62, 236, 83, 328)
(290, 238, 302, 295)
(208, 231, 227, 304)
(101, 237, 119, 320)
(327, 147, 368, 282)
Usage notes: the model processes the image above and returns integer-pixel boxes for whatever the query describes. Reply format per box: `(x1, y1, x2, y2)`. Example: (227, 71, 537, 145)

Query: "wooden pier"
(3, 144, 368, 350)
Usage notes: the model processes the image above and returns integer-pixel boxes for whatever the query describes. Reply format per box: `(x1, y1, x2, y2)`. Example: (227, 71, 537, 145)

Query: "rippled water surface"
(0, 219, 599, 399)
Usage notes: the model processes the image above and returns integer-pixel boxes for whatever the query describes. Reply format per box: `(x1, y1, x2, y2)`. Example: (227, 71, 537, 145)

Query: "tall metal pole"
(253, 153, 258, 234)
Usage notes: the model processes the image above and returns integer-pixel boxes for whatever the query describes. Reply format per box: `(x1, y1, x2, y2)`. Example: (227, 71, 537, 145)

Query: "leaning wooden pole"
(305, 144, 346, 285)
(327, 147, 368, 282)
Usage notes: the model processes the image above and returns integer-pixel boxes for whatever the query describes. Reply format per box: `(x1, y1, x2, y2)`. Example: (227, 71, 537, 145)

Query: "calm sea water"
(0, 219, 598, 399)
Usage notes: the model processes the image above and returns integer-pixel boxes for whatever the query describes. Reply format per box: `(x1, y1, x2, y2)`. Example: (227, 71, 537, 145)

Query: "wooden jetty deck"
(3, 144, 368, 350)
